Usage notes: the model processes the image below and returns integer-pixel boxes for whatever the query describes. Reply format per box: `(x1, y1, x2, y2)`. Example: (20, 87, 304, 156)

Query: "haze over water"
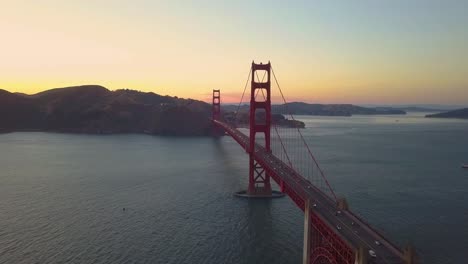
(1, 113, 467, 264)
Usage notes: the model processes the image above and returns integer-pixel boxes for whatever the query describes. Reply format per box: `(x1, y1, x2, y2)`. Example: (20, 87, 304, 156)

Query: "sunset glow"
(1, 1, 467, 104)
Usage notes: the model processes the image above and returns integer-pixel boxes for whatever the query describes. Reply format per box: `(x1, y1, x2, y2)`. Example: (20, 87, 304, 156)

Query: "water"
(0, 113, 467, 263)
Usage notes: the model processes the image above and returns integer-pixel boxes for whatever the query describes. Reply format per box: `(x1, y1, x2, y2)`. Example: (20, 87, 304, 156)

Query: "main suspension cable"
(271, 64, 338, 202)
(234, 65, 252, 122)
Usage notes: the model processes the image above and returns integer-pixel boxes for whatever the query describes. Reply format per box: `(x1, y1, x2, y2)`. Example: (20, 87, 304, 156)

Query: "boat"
(462, 164, 468, 169)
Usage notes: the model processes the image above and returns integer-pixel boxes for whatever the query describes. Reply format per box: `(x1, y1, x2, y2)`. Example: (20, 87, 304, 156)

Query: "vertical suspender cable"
(271, 65, 338, 203)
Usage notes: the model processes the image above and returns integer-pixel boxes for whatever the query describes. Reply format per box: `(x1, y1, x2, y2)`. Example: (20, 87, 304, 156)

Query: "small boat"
(462, 164, 468, 169)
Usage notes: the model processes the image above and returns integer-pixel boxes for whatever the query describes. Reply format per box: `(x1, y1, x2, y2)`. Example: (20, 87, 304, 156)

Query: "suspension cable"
(271, 64, 338, 202)
(234, 65, 252, 122)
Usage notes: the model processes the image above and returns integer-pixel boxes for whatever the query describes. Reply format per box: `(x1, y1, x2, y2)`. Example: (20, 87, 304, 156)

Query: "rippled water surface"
(1, 113, 467, 264)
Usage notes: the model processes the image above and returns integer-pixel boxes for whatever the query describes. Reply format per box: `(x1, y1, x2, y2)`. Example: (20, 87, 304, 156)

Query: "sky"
(1, 0, 467, 104)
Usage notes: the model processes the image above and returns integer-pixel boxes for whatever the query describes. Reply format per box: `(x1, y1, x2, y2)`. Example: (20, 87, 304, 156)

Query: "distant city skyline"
(1, 1, 467, 105)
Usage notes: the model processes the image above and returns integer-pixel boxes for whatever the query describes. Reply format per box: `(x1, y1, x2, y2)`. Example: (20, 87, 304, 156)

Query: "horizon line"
(1, 85, 466, 107)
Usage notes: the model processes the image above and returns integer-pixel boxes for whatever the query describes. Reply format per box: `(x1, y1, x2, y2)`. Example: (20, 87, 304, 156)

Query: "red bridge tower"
(212, 89, 221, 121)
(247, 62, 273, 196)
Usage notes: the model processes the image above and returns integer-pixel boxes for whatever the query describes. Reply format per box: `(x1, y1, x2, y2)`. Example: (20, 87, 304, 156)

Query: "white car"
(369, 250, 377, 258)
(375, 241, 380, 246)
(336, 225, 342, 230)
(313, 203, 317, 207)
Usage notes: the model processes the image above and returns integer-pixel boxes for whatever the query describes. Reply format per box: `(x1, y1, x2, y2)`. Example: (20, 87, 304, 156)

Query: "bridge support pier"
(247, 158, 272, 195)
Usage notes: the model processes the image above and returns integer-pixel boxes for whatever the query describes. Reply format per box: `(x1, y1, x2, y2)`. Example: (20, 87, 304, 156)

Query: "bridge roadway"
(214, 120, 406, 264)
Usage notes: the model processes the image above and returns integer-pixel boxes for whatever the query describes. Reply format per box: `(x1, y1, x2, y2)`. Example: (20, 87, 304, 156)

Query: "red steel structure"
(212, 89, 221, 121)
(248, 62, 272, 196)
(211, 62, 418, 264)
(211, 89, 224, 136)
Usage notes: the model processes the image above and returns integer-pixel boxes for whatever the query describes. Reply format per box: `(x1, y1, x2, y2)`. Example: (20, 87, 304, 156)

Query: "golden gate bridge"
(211, 62, 418, 264)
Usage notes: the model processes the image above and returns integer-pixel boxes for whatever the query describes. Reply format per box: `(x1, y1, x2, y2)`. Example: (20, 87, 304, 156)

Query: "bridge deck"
(214, 120, 406, 264)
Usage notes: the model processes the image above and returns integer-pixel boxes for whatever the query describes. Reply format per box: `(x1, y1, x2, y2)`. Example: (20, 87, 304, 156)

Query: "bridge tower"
(212, 89, 221, 121)
(247, 61, 272, 196)
(211, 89, 225, 136)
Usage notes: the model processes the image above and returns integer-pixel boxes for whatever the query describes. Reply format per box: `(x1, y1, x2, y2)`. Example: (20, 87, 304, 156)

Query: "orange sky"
(1, 1, 467, 105)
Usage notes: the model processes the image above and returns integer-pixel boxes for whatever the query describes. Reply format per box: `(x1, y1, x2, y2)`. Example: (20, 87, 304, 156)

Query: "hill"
(222, 102, 406, 116)
(0, 85, 212, 135)
(393, 106, 445, 112)
(276, 103, 405, 116)
(425, 108, 468, 119)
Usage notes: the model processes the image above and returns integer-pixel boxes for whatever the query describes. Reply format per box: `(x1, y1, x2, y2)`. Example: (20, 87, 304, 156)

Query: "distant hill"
(278, 103, 405, 116)
(222, 102, 405, 116)
(0, 85, 212, 135)
(393, 107, 445, 112)
(425, 108, 468, 119)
